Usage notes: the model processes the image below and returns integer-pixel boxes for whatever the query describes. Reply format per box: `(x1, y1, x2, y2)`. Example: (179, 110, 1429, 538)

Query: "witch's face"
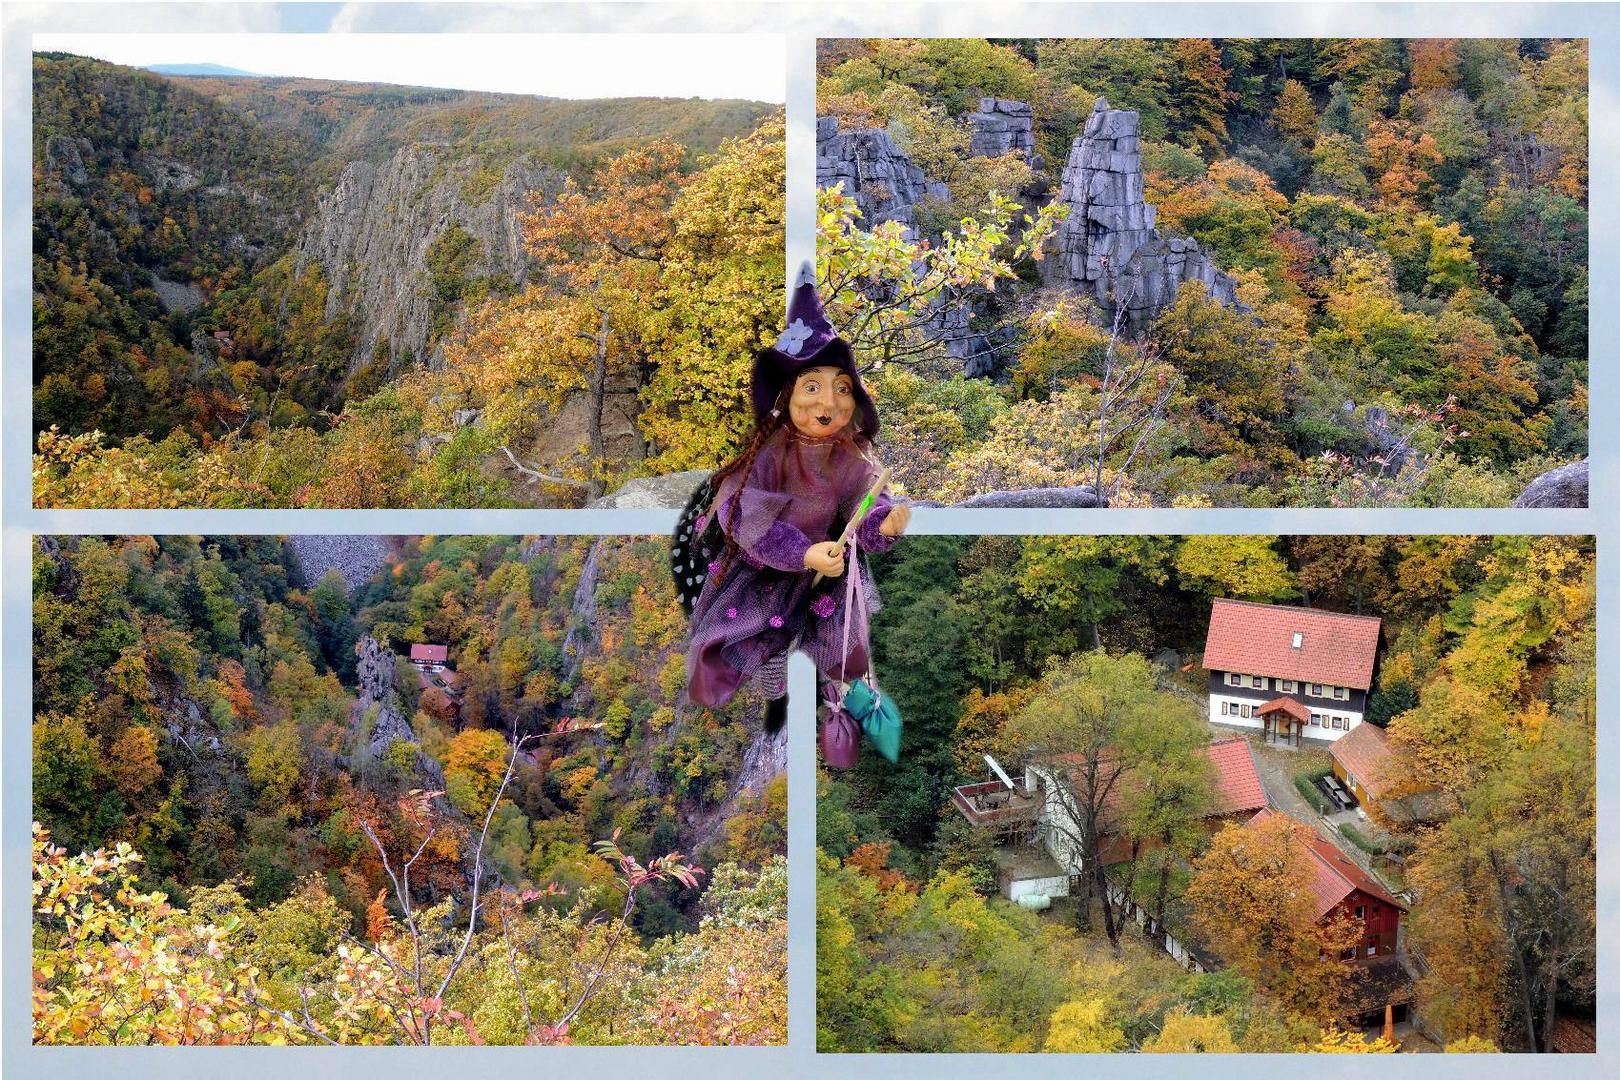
(788, 366, 856, 436)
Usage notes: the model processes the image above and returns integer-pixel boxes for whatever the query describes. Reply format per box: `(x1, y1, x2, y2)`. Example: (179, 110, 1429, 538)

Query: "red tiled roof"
(1329, 722, 1396, 800)
(1250, 809, 1404, 920)
(410, 643, 449, 662)
(1257, 696, 1311, 724)
(1206, 738, 1268, 816)
(1203, 599, 1381, 689)
(1085, 739, 1268, 831)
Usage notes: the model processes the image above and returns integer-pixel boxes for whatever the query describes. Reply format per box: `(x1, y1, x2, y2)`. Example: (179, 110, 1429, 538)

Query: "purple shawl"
(686, 425, 897, 708)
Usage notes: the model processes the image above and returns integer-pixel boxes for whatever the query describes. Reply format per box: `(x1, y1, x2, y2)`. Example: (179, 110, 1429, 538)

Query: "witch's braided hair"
(709, 383, 793, 587)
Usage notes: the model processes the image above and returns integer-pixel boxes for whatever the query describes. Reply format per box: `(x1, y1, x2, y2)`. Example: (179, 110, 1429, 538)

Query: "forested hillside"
(819, 534, 1594, 1051)
(33, 534, 785, 1044)
(33, 53, 783, 508)
(817, 39, 1586, 506)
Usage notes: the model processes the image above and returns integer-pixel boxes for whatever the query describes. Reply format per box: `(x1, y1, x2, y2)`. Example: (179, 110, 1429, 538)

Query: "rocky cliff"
(285, 534, 392, 594)
(966, 97, 1037, 162)
(295, 144, 562, 375)
(352, 633, 447, 789)
(1052, 98, 1247, 332)
(817, 116, 949, 236)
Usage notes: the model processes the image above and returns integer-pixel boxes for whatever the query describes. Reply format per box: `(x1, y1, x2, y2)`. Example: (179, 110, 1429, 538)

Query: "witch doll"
(673, 263, 910, 758)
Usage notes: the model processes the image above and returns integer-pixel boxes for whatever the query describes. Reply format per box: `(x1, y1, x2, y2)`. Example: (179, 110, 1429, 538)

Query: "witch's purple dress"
(686, 424, 897, 708)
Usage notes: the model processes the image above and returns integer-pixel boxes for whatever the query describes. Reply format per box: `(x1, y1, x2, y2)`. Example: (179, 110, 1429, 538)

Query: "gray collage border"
(1, 3, 1613, 1077)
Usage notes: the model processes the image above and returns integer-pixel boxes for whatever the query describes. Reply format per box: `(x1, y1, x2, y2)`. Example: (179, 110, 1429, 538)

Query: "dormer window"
(1292, 632, 1304, 649)
(1227, 673, 1241, 686)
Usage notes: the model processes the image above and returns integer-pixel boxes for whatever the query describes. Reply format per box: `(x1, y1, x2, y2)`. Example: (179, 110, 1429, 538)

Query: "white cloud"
(32, 32, 785, 102)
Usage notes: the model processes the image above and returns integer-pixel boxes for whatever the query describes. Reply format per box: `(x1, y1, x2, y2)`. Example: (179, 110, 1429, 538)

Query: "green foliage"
(812, 37, 1586, 508)
(1337, 823, 1383, 854)
(33, 533, 785, 1044)
(1293, 773, 1330, 816)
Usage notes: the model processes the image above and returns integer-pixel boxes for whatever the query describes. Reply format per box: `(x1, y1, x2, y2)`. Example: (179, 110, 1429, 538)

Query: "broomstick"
(812, 466, 893, 587)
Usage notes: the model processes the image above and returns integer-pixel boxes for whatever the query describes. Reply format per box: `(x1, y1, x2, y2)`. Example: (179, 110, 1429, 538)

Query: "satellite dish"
(984, 754, 1016, 791)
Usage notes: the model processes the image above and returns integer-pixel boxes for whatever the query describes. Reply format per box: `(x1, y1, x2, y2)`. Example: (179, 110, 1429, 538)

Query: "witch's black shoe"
(764, 695, 788, 734)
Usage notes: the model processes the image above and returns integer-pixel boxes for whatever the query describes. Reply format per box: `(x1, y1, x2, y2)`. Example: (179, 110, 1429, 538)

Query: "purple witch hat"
(752, 261, 879, 439)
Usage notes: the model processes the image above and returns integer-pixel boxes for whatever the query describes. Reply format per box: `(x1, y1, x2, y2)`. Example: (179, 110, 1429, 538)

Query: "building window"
(1240, 704, 1252, 719)
(1250, 675, 1264, 688)
(1340, 948, 1356, 960)
(1280, 679, 1296, 692)
(1310, 713, 1321, 725)
(1226, 672, 1241, 686)
(1309, 683, 1323, 696)
(1220, 701, 1231, 716)
(1333, 686, 1348, 700)
(1355, 905, 1365, 920)
(1368, 941, 1379, 957)
(1333, 716, 1344, 730)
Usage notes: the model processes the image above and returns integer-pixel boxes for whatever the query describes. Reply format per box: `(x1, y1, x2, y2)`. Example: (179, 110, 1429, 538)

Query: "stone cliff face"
(285, 535, 392, 594)
(1053, 98, 1247, 332)
(967, 97, 1037, 162)
(817, 116, 949, 236)
(295, 144, 562, 375)
(353, 633, 445, 789)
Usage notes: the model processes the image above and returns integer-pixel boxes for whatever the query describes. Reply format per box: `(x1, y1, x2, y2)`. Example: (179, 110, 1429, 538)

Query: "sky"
(31, 32, 786, 103)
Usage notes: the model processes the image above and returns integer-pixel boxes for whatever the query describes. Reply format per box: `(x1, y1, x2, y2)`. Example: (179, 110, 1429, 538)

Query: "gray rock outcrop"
(591, 469, 709, 509)
(817, 116, 949, 235)
(295, 144, 560, 375)
(351, 634, 446, 790)
(561, 539, 603, 686)
(967, 97, 1036, 160)
(1513, 458, 1588, 508)
(1053, 98, 1246, 332)
(286, 535, 391, 594)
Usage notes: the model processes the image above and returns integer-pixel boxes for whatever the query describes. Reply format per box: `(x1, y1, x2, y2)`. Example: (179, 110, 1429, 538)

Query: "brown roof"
(1250, 809, 1404, 920)
(1330, 722, 1396, 800)
(1257, 696, 1311, 724)
(410, 643, 449, 663)
(1206, 739, 1268, 816)
(1203, 599, 1381, 689)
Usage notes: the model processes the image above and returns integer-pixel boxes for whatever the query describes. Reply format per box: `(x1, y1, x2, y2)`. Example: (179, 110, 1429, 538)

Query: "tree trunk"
(1152, 860, 1172, 946)
(586, 309, 609, 499)
(1539, 959, 1560, 1053)
(1090, 622, 1103, 651)
(1094, 858, 1121, 953)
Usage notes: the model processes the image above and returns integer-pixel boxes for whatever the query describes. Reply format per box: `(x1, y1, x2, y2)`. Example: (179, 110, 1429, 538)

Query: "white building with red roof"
(409, 643, 449, 673)
(1202, 598, 1382, 744)
(953, 738, 1271, 900)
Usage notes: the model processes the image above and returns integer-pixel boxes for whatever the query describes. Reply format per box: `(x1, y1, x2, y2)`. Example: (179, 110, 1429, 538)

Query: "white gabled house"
(1202, 599, 1383, 744)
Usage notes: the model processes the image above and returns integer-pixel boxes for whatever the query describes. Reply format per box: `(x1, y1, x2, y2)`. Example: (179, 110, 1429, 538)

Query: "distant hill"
(145, 62, 264, 77)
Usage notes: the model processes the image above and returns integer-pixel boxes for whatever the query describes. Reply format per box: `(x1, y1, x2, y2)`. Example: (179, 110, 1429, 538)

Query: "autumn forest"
(33, 535, 786, 1044)
(819, 534, 1594, 1053)
(32, 54, 784, 508)
(817, 38, 1586, 507)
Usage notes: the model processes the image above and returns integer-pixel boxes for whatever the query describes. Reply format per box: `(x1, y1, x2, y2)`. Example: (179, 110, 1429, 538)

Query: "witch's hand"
(878, 504, 912, 538)
(805, 541, 846, 577)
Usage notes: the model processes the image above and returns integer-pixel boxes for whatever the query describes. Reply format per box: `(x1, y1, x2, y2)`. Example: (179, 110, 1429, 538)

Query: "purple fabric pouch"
(820, 687, 861, 769)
